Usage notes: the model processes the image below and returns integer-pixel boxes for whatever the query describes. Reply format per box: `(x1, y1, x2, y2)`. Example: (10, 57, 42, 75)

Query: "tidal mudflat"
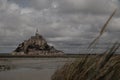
(0, 58, 75, 80)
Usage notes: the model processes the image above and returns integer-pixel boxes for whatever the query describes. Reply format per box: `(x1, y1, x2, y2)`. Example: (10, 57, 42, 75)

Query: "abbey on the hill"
(12, 29, 63, 55)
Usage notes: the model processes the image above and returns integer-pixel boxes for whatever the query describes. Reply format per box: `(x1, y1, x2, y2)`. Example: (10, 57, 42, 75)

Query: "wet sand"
(0, 58, 75, 80)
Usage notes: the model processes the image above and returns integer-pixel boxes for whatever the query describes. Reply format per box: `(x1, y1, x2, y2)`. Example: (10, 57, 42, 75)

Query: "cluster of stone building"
(12, 29, 63, 56)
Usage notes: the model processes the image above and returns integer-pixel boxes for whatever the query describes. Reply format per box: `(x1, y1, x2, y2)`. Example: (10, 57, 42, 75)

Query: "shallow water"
(0, 58, 75, 80)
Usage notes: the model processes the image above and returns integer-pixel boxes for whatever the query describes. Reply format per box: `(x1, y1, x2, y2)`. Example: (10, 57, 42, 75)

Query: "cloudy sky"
(0, 0, 120, 53)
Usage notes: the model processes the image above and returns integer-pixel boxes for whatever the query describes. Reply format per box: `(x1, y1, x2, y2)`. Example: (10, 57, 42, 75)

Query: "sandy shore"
(0, 58, 75, 80)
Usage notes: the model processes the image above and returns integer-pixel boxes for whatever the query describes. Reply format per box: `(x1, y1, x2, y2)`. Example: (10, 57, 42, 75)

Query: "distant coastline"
(0, 53, 120, 58)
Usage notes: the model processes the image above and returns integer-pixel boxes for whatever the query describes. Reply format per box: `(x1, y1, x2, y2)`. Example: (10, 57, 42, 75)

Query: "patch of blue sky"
(8, 0, 29, 8)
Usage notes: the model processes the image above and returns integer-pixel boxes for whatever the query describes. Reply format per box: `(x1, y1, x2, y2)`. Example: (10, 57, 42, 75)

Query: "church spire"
(36, 28, 38, 34)
(35, 28, 43, 38)
(35, 28, 39, 36)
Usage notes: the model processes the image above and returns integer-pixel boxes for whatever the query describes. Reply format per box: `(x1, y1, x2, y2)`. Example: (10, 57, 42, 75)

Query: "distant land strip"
(0, 54, 119, 58)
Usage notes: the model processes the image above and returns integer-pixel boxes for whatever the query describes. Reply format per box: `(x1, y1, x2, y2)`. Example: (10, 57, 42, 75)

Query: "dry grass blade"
(86, 42, 119, 80)
(88, 35, 101, 48)
(88, 9, 117, 48)
(97, 42, 120, 69)
(100, 9, 116, 35)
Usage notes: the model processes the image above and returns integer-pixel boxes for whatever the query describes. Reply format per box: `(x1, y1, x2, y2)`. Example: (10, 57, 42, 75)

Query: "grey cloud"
(0, 0, 119, 53)
(55, 0, 118, 14)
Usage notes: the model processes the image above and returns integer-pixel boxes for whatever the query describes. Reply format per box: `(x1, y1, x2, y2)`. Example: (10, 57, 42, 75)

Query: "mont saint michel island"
(12, 29, 64, 56)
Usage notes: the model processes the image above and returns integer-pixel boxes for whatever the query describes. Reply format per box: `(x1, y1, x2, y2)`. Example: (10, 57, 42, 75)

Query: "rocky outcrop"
(12, 30, 64, 55)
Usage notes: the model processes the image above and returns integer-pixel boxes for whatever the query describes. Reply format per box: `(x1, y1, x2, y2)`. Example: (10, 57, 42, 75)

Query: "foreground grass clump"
(52, 43, 120, 80)
(52, 9, 120, 80)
